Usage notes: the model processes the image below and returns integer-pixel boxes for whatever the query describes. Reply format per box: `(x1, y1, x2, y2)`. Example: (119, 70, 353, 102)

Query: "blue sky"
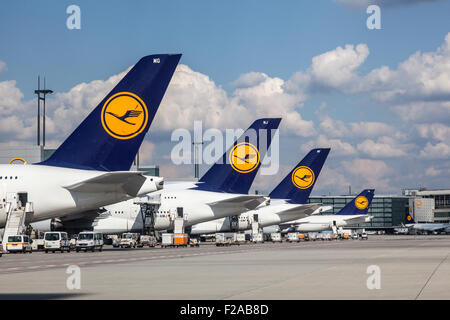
(1, 0, 449, 99)
(0, 0, 449, 195)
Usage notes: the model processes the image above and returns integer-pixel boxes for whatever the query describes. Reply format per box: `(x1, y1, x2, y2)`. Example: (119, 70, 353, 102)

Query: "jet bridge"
(2, 192, 33, 252)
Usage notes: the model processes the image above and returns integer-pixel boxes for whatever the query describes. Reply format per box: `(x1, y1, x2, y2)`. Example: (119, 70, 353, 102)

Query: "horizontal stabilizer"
(207, 195, 267, 211)
(63, 171, 146, 196)
(276, 203, 322, 221)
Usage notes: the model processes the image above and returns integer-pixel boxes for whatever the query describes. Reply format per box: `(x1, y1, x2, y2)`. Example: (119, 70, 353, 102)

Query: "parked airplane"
(280, 189, 375, 233)
(0, 54, 181, 228)
(403, 212, 450, 234)
(190, 148, 330, 235)
(31, 118, 281, 234)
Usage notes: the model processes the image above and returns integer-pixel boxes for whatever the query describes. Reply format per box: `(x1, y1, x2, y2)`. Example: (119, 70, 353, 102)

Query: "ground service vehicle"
(76, 232, 104, 252)
(44, 232, 70, 253)
(120, 233, 139, 248)
(189, 238, 200, 247)
(137, 235, 157, 248)
(216, 233, 238, 246)
(6, 235, 32, 253)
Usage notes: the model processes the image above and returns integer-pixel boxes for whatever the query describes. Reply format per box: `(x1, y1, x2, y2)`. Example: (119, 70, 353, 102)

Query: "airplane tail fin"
(406, 210, 415, 224)
(336, 189, 375, 215)
(39, 54, 182, 171)
(196, 118, 281, 194)
(269, 148, 330, 204)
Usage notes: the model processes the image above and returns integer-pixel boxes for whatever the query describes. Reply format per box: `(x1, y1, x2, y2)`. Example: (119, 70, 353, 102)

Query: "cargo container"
(252, 232, 264, 243)
(174, 233, 188, 246)
(287, 232, 300, 242)
(307, 233, 317, 241)
(236, 233, 246, 243)
(270, 232, 282, 243)
(161, 233, 174, 248)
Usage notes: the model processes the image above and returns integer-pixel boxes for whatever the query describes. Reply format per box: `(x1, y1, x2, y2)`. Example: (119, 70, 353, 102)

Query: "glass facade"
(307, 196, 409, 229)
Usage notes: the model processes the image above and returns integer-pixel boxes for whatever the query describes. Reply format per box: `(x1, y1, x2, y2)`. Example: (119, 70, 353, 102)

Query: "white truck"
(6, 235, 32, 253)
(44, 231, 71, 253)
(137, 235, 157, 248)
(119, 233, 139, 248)
(76, 231, 104, 252)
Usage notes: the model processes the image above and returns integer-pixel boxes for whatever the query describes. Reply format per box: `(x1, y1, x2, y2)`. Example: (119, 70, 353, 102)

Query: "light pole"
(34, 76, 53, 147)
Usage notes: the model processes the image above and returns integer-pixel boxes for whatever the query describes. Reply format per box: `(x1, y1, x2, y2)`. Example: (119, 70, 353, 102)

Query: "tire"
(45, 249, 48, 253)
(76, 248, 80, 252)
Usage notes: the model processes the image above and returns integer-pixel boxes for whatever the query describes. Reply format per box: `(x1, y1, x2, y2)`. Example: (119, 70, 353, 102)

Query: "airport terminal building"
(407, 189, 450, 223)
(307, 195, 409, 231)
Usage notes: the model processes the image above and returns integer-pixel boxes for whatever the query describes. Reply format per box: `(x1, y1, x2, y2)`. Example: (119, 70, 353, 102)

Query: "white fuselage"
(0, 164, 160, 227)
(91, 181, 264, 234)
(286, 214, 371, 232)
(190, 199, 315, 235)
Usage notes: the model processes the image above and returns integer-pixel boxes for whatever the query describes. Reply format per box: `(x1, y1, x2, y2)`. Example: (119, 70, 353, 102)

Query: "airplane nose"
(156, 177, 164, 190)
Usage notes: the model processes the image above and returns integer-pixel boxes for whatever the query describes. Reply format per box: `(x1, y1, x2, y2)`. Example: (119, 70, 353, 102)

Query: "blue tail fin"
(406, 210, 415, 224)
(196, 118, 281, 194)
(269, 148, 330, 204)
(39, 54, 181, 171)
(336, 189, 375, 215)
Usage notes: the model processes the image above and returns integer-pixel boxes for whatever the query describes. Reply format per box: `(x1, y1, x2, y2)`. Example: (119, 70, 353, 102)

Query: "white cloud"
(0, 61, 6, 73)
(420, 142, 450, 159)
(417, 123, 450, 142)
(286, 44, 369, 94)
(356, 137, 408, 158)
(318, 114, 350, 138)
(341, 158, 395, 192)
(301, 134, 357, 157)
(155, 65, 315, 137)
(0, 80, 26, 115)
(425, 166, 441, 177)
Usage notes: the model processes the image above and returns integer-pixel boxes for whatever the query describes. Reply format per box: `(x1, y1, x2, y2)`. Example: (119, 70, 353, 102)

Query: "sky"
(0, 0, 449, 195)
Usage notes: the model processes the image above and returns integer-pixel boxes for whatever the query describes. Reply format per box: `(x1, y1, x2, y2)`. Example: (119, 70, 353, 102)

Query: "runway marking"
(415, 251, 450, 300)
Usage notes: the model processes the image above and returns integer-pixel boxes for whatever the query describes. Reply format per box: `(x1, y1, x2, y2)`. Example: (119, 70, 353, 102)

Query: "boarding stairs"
(2, 197, 33, 252)
(135, 194, 161, 235)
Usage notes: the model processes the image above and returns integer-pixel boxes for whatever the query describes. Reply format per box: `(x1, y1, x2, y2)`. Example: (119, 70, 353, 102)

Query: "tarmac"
(0, 235, 449, 300)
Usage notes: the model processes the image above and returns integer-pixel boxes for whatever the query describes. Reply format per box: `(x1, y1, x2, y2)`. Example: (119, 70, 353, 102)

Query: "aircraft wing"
(63, 171, 146, 196)
(276, 203, 322, 221)
(59, 209, 106, 222)
(207, 195, 267, 211)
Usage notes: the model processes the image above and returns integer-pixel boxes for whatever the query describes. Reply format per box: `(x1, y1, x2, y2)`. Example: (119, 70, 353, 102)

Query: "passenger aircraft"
(0, 54, 181, 228)
(31, 118, 281, 234)
(402, 213, 450, 234)
(280, 189, 375, 233)
(190, 148, 330, 235)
